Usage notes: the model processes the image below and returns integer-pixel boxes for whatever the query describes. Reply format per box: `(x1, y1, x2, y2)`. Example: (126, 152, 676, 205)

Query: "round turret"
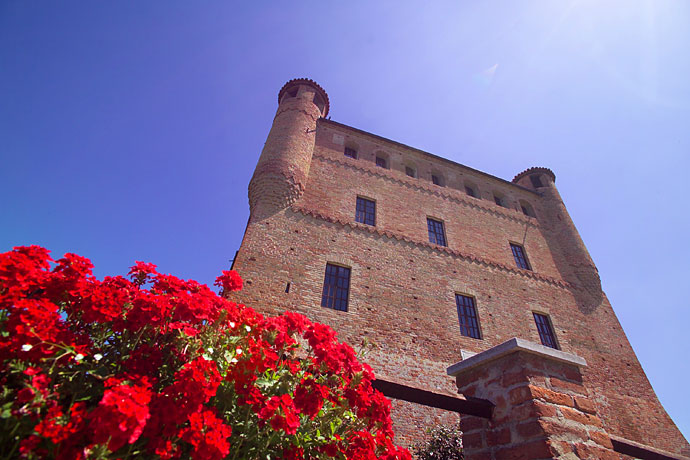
(248, 79, 329, 220)
(514, 166, 602, 302)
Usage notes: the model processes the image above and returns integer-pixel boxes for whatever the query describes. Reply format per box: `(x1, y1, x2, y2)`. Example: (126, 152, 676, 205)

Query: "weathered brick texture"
(233, 79, 690, 456)
(450, 343, 621, 459)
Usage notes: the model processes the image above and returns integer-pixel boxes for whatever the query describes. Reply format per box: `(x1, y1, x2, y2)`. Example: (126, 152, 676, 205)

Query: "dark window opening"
(405, 166, 416, 178)
(427, 218, 447, 247)
(287, 86, 299, 98)
(465, 186, 477, 198)
(533, 313, 558, 349)
(510, 243, 531, 270)
(494, 195, 505, 207)
(456, 294, 481, 339)
(355, 197, 376, 226)
(344, 147, 358, 159)
(530, 175, 544, 188)
(313, 93, 325, 114)
(285, 282, 291, 293)
(376, 156, 388, 168)
(321, 264, 350, 312)
(521, 203, 535, 217)
(431, 175, 442, 186)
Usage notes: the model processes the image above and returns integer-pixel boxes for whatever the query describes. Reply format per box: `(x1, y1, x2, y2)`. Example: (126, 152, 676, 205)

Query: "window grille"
(355, 197, 376, 226)
(510, 243, 531, 270)
(533, 313, 558, 349)
(427, 218, 447, 247)
(321, 264, 351, 312)
(456, 294, 481, 339)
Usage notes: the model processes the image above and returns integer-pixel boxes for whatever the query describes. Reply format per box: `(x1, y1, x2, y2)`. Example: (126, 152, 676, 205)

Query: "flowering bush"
(0, 246, 411, 460)
(412, 424, 463, 460)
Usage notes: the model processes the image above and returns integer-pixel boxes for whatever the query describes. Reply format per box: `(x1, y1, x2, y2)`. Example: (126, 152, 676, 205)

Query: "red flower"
(294, 378, 329, 419)
(345, 431, 378, 460)
(0, 246, 411, 460)
(90, 378, 152, 452)
(128, 261, 158, 285)
(258, 394, 301, 435)
(181, 408, 232, 460)
(214, 270, 243, 292)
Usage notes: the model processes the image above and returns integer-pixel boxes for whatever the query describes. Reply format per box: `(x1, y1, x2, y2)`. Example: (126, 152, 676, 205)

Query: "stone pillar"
(447, 338, 620, 460)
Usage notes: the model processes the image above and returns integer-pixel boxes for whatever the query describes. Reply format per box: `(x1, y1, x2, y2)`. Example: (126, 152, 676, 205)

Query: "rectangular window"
(432, 175, 441, 186)
(375, 156, 387, 168)
(456, 294, 481, 339)
(465, 186, 477, 198)
(530, 175, 543, 188)
(321, 264, 351, 312)
(355, 197, 376, 226)
(344, 147, 358, 159)
(494, 195, 503, 206)
(427, 218, 447, 247)
(533, 313, 558, 349)
(510, 243, 531, 270)
(405, 166, 415, 178)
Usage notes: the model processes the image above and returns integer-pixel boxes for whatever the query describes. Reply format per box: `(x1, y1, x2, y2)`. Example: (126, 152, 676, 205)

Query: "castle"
(232, 78, 690, 459)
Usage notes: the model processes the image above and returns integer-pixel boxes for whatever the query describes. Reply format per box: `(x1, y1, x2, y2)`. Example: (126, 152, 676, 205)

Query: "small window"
(465, 185, 478, 198)
(286, 86, 299, 98)
(533, 313, 558, 349)
(510, 243, 531, 270)
(431, 174, 444, 187)
(355, 197, 376, 226)
(344, 147, 358, 159)
(530, 175, 544, 188)
(427, 218, 447, 247)
(493, 193, 506, 207)
(321, 263, 351, 312)
(375, 156, 388, 168)
(313, 93, 325, 114)
(520, 200, 535, 217)
(456, 294, 481, 339)
(405, 166, 416, 178)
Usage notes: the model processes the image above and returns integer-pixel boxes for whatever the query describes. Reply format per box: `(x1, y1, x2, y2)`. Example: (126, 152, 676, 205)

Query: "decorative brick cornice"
(278, 78, 330, 117)
(313, 153, 540, 227)
(289, 206, 571, 289)
(512, 167, 556, 184)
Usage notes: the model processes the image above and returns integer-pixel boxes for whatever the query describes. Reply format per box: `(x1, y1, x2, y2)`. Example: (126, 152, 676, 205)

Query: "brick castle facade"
(232, 78, 690, 459)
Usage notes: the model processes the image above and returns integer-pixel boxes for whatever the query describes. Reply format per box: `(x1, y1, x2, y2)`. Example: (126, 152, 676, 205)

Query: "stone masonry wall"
(452, 345, 620, 459)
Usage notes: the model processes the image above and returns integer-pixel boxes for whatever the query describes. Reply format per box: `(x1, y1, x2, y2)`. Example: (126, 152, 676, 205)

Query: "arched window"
(404, 162, 417, 178)
(464, 182, 479, 198)
(431, 171, 445, 187)
(344, 142, 359, 159)
(375, 152, 389, 169)
(493, 192, 507, 208)
(519, 200, 536, 217)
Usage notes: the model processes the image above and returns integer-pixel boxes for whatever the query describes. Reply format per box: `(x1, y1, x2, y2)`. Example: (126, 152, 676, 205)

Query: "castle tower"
(513, 168, 603, 310)
(234, 79, 690, 458)
(248, 78, 329, 220)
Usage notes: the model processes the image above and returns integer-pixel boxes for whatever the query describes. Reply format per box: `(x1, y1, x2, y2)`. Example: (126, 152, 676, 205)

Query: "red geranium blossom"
(0, 246, 410, 460)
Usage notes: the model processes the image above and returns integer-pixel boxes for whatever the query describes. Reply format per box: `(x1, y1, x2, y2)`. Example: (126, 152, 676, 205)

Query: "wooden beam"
(372, 379, 493, 419)
(610, 436, 690, 460)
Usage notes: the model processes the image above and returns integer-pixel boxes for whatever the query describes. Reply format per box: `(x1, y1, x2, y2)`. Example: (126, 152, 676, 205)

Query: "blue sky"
(1, 1, 689, 441)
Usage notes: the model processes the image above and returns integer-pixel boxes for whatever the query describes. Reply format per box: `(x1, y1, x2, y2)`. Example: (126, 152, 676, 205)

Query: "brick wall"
(233, 80, 690, 455)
